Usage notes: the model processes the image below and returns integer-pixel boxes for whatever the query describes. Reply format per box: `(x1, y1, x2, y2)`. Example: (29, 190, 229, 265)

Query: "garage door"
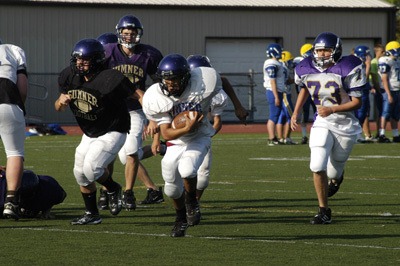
(206, 38, 275, 122)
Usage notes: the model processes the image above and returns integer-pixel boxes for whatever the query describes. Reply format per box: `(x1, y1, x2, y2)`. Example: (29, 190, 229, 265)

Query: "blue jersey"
(295, 55, 365, 136)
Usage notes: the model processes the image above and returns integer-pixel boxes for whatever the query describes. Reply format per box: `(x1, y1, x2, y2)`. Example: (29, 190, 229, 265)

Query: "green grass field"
(1, 133, 399, 265)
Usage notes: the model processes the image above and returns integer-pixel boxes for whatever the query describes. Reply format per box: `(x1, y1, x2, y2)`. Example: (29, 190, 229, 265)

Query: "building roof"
(19, 0, 397, 9)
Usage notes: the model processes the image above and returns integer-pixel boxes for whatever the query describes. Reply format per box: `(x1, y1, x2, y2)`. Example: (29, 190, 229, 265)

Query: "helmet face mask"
(312, 32, 342, 68)
(70, 39, 105, 76)
(157, 54, 191, 97)
(116, 15, 143, 49)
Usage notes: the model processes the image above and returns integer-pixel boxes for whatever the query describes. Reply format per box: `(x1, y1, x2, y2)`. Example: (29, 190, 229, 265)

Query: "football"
(171, 111, 199, 129)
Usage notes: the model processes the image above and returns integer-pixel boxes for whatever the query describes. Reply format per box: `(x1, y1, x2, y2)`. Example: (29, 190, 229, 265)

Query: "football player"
(377, 41, 400, 143)
(55, 38, 144, 225)
(99, 15, 164, 211)
(142, 54, 222, 237)
(0, 40, 28, 220)
(0, 168, 67, 219)
(277, 50, 296, 145)
(186, 55, 228, 201)
(353, 45, 374, 142)
(291, 32, 365, 224)
(263, 43, 286, 146)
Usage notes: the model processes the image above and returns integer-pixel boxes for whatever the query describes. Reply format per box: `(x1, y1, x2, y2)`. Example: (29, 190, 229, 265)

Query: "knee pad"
(82, 161, 104, 183)
(196, 173, 209, 191)
(164, 182, 184, 199)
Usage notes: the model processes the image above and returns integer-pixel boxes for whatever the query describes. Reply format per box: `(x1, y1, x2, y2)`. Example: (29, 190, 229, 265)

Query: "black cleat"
(139, 187, 164, 204)
(97, 188, 109, 210)
(378, 135, 391, 143)
(122, 190, 136, 211)
(108, 184, 122, 215)
(186, 202, 201, 226)
(328, 174, 344, 197)
(3, 202, 20, 220)
(170, 219, 188, 237)
(301, 136, 308, 144)
(392, 136, 400, 143)
(71, 212, 102, 225)
(310, 208, 332, 225)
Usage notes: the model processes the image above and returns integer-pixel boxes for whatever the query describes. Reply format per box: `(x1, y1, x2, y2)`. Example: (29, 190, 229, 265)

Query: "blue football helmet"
(70, 38, 105, 76)
(116, 15, 143, 49)
(157, 54, 191, 97)
(19, 170, 40, 198)
(266, 43, 282, 59)
(187, 54, 212, 69)
(354, 45, 371, 61)
(312, 32, 342, 67)
(97, 32, 118, 46)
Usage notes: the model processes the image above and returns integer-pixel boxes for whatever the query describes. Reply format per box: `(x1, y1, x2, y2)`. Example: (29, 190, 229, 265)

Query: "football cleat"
(378, 135, 391, 143)
(3, 202, 20, 220)
(301, 136, 308, 144)
(267, 137, 280, 146)
(170, 219, 188, 237)
(139, 187, 164, 204)
(97, 188, 109, 210)
(122, 189, 136, 211)
(328, 173, 344, 197)
(186, 202, 201, 226)
(310, 208, 332, 225)
(71, 212, 102, 225)
(392, 136, 400, 143)
(108, 184, 123, 215)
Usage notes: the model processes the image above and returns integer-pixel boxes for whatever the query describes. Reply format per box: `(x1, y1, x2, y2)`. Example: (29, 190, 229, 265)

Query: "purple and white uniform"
(104, 43, 163, 161)
(142, 67, 222, 199)
(295, 55, 365, 178)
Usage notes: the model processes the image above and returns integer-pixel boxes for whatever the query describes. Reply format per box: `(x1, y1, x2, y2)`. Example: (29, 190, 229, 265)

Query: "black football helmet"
(70, 38, 105, 76)
(97, 32, 118, 46)
(187, 54, 212, 69)
(157, 54, 191, 97)
(312, 32, 342, 68)
(115, 15, 143, 49)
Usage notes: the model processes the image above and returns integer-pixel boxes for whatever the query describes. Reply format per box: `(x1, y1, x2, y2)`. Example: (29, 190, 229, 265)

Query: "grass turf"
(0, 133, 399, 265)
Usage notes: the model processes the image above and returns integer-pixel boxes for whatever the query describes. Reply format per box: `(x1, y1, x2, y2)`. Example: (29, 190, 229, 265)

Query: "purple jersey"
(104, 43, 163, 111)
(295, 55, 365, 136)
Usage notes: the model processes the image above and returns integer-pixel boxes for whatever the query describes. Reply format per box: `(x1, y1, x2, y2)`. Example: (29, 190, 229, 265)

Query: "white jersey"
(143, 67, 222, 144)
(295, 55, 364, 136)
(0, 44, 27, 84)
(378, 55, 400, 91)
(263, 58, 286, 92)
(210, 90, 228, 116)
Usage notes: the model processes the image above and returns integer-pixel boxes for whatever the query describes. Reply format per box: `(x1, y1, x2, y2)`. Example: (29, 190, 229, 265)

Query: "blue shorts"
(266, 90, 283, 124)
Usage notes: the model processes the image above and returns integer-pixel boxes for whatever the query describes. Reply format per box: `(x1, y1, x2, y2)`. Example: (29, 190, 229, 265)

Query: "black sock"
(82, 191, 98, 215)
(99, 176, 119, 192)
(176, 208, 187, 221)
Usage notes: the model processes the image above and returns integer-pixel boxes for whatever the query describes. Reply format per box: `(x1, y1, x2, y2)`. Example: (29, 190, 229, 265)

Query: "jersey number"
(307, 80, 340, 106)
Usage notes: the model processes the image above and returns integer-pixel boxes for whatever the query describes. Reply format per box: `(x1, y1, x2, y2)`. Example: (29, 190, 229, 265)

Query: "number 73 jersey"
(294, 55, 365, 136)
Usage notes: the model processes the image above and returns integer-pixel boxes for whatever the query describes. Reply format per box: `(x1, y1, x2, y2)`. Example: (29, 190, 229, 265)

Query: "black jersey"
(58, 67, 135, 137)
